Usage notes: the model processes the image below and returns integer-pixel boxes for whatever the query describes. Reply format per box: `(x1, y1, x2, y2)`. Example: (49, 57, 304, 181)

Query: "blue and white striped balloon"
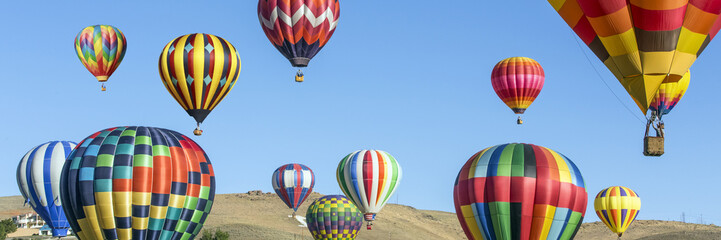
(16, 141, 76, 237)
(271, 163, 315, 213)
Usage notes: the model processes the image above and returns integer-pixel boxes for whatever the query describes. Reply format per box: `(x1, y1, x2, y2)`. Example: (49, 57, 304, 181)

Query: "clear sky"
(1, 1, 720, 225)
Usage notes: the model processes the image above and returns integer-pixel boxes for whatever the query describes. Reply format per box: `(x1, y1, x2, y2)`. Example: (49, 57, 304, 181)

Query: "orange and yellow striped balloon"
(158, 33, 241, 132)
(594, 186, 641, 238)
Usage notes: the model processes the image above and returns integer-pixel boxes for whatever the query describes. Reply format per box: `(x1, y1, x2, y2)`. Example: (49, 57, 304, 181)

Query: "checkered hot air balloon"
(158, 33, 241, 136)
(306, 195, 363, 240)
(258, 0, 340, 82)
(271, 163, 315, 215)
(337, 150, 402, 230)
(649, 71, 690, 119)
(74, 25, 127, 91)
(594, 186, 641, 238)
(491, 57, 545, 125)
(453, 143, 588, 240)
(547, 0, 721, 113)
(59, 126, 215, 240)
(16, 141, 77, 237)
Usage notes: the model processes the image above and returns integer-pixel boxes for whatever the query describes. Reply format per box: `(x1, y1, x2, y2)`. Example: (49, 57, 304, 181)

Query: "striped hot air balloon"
(306, 195, 363, 240)
(453, 143, 588, 240)
(257, 0, 340, 82)
(336, 150, 402, 230)
(59, 126, 215, 240)
(271, 163, 315, 215)
(491, 57, 545, 124)
(594, 186, 641, 238)
(158, 33, 241, 136)
(16, 141, 77, 237)
(74, 25, 127, 91)
(649, 71, 690, 118)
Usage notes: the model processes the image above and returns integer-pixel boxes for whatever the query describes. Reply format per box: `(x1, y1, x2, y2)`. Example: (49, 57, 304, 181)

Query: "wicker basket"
(643, 136, 664, 156)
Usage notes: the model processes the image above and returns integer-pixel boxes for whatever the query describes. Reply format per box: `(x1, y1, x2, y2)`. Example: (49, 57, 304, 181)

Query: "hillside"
(1, 192, 720, 239)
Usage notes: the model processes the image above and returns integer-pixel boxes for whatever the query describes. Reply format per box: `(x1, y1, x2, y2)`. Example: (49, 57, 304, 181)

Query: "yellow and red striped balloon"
(491, 57, 545, 115)
(594, 186, 641, 238)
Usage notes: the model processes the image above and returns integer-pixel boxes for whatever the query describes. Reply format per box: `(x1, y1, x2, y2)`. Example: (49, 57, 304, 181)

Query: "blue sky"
(1, 1, 720, 225)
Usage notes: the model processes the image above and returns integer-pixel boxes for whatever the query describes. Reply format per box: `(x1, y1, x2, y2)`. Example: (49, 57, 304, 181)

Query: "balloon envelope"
(16, 141, 76, 237)
(306, 195, 363, 240)
(491, 57, 545, 114)
(547, 0, 721, 112)
(271, 163, 315, 212)
(158, 33, 241, 127)
(649, 71, 690, 117)
(74, 25, 127, 83)
(60, 126, 215, 240)
(594, 186, 641, 237)
(453, 143, 587, 240)
(257, 0, 340, 67)
(336, 150, 401, 227)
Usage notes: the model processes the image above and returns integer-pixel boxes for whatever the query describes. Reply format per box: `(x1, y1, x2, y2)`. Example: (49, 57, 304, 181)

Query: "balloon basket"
(516, 116, 523, 125)
(643, 136, 664, 156)
(193, 128, 203, 136)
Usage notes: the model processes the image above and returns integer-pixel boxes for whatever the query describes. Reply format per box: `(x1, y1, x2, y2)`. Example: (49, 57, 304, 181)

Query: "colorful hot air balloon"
(16, 141, 77, 237)
(59, 126, 215, 240)
(75, 25, 127, 91)
(491, 57, 545, 124)
(306, 195, 363, 240)
(257, 0, 340, 82)
(547, 0, 721, 112)
(594, 186, 641, 238)
(158, 33, 241, 136)
(454, 143, 588, 240)
(271, 163, 315, 215)
(649, 71, 690, 118)
(336, 150, 402, 230)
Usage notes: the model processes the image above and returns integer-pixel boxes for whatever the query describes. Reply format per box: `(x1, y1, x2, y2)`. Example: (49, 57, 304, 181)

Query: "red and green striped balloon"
(59, 126, 215, 240)
(454, 143, 587, 240)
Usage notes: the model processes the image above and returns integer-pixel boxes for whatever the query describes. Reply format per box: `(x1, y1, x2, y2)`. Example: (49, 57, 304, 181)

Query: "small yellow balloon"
(594, 186, 641, 238)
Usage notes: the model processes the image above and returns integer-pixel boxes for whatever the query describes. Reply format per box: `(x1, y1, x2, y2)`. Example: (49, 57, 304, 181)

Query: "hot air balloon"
(454, 143, 588, 240)
(547, 0, 721, 113)
(650, 71, 690, 118)
(271, 163, 315, 216)
(75, 25, 127, 91)
(306, 195, 363, 240)
(16, 141, 77, 237)
(491, 57, 545, 124)
(59, 126, 215, 240)
(336, 150, 402, 230)
(257, 0, 340, 82)
(158, 33, 241, 136)
(594, 186, 641, 239)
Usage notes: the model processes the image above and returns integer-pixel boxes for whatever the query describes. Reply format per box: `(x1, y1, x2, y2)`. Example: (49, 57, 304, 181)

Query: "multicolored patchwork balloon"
(594, 186, 641, 238)
(158, 33, 241, 136)
(454, 143, 587, 240)
(59, 126, 215, 240)
(271, 163, 315, 214)
(306, 195, 363, 240)
(16, 141, 77, 237)
(337, 150, 402, 230)
(74, 25, 127, 91)
(491, 57, 545, 124)
(547, 0, 721, 112)
(258, 0, 340, 82)
(649, 71, 690, 118)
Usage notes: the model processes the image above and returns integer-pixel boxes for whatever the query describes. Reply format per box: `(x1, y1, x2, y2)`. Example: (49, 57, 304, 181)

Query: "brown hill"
(1, 192, 720, 239)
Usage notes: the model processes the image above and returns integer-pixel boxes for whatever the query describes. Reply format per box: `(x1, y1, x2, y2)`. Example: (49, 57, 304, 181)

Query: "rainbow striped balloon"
(74, 25, 127, 86)
(306, 195, 363, 240)
(454, 143, 587, 240)
(491, 57, 545, 114)
(336, 150, 402, 229)
(594, 186, 641, 238)
(59, 126, 215, 240)
(271, 163, 315, 213)
(649, 71, 690, 117)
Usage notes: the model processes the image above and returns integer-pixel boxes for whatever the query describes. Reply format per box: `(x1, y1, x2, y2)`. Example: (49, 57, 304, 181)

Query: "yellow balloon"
(594, 186, 641, 238)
